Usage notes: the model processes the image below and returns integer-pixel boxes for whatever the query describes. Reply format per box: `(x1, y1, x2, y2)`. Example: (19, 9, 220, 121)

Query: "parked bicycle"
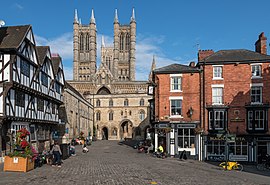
(257, 154, 270, 171)
(219, 161, 243, 171)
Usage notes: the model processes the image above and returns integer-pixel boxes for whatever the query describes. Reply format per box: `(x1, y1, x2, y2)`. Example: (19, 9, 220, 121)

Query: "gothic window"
(109, 111, 113, 121)
(109, 99, 113, 107)
(139, 110, 145, 121)
(124, 99, 129, 106)
(79, 33, 84, 51)
(15, 91, 25, 107)
(120, 33, 124, 51)
(96, 99, 101, 107)
(140, 99, 145, 106)
(125, 33, 130, 50)
(85, 33, 90, 50)
(96, 111, 101, 121)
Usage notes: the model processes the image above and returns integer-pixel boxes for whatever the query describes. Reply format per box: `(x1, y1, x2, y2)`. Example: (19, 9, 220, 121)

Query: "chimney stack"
(198, 50, 214, 61)
(189, 61, 196, 67)
(255, 32, 267, 55)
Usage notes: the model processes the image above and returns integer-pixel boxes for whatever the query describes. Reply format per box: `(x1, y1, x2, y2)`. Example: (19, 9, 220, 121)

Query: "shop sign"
(229, 155, 248, 161)
(208, 155, 225, 161)
(230, 118, 245, 122)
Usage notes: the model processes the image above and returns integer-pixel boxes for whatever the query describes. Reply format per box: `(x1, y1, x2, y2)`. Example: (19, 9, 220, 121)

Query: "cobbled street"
(0, 141, 270, 185)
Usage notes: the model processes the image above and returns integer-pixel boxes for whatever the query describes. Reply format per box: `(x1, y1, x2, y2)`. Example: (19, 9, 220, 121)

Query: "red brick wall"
(203, 62, 270, 134)
(154, 72, 200, 123)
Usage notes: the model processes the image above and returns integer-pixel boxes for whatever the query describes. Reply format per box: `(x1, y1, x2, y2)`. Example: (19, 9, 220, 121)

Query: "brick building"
(198, 32, 270, 162)
(151, 62, 201, 157)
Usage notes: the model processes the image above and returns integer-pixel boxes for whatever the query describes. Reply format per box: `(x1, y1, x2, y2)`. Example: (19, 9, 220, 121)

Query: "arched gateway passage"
(102, 127, 108, 140)
(120, 120, 133, 140)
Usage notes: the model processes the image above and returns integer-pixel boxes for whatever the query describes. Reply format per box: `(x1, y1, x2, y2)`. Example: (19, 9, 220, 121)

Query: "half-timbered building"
(0, 25, 64, 156)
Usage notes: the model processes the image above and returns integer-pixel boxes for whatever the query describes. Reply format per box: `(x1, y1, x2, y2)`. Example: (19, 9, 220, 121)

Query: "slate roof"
(154, 63, 200, 74)
(200, 49, 270, 63)
(0, 25, 31, 50)
(36, 46, 49, 65)
(65, 82, 84, 99)
(51, 56, 61, 75)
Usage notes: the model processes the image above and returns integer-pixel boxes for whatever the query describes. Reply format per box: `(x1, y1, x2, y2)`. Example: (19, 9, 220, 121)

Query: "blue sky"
(1, 0, 270, 80)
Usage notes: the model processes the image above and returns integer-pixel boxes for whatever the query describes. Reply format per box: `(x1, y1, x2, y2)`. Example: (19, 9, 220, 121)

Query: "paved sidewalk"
(0, 141, 269, 185)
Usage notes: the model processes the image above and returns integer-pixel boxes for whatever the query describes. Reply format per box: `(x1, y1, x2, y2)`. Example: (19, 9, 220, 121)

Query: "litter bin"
(60, 144, 69, 160)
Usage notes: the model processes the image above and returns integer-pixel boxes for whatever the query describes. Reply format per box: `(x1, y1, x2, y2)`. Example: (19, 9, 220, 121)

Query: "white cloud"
(34, 32, 190, 81)
(14, 3, 23, 10)
(35, 33, 73, 60)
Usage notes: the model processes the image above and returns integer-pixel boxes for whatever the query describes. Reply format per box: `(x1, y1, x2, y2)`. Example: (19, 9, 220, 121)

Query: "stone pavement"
(0, 140, 270, 185)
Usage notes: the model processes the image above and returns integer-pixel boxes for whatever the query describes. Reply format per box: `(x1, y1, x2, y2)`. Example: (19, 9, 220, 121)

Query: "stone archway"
(120, 120, 133, 140)
(102, 127, 108, 140)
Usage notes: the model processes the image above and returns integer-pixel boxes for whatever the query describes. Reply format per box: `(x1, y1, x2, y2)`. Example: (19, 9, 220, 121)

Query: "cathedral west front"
(68, 8, 152, 140)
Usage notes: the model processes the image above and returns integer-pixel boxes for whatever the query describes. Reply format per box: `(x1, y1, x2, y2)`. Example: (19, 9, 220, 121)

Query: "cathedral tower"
(73, 9, 97, 81)
(113, 8, 136, 81)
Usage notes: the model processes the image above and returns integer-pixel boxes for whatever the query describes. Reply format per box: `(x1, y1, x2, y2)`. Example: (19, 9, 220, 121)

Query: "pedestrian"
(50, 140, 62, 167)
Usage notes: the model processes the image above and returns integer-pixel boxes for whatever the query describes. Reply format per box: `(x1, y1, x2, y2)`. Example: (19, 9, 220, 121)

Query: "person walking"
(51, 140, 62, 167)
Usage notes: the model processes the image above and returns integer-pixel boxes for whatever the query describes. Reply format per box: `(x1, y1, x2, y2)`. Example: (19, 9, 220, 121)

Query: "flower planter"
(3, 156, 34, 172)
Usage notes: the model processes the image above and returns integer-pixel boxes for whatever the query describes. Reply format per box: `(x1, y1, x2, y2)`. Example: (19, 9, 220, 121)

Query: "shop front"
(154, 122, 201, 159)
(204, 135, 256, 162)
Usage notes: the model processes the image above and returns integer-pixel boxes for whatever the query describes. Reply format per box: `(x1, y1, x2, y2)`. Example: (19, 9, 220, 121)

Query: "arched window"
(140, 98, 144, 106)
(96, 99, 101, 107)
(109, 111, 113, 121)
(96, 111, 101, 121)
(124, 99, 129, 106)
(120, 33, 124, 51)
(121, 111, 123, 116)
(109, 99, 113, 107)
(125, 33, 130, 50)
(129, 111, 132, 116)
(79, 33, 84, 51)
(139, 110, 145, 121)
(85, 33, 89, 50)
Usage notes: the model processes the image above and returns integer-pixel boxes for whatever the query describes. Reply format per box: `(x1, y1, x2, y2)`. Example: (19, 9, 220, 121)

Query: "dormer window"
(251, 64, 262, 78)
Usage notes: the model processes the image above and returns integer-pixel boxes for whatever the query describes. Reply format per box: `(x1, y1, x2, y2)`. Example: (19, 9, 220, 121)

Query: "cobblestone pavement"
(0, 140, 270, 185)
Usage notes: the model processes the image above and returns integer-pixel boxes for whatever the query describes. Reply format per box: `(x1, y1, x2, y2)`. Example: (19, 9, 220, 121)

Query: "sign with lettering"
(229, 155, 248, 161)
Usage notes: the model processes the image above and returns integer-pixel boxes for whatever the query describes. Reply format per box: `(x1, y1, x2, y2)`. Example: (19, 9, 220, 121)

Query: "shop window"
(228, 141, 248, 156)
(178, 128, 195, 148)
(207, 140, 226, 158)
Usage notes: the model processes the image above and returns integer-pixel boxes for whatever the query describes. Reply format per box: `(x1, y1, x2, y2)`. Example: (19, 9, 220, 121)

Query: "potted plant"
(4, 128, 36, 172)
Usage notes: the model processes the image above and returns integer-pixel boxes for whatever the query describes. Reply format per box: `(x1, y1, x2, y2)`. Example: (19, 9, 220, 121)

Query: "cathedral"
(68, 8, 153, 140)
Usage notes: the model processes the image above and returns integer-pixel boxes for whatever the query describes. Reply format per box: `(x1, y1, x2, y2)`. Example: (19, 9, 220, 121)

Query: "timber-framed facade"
(0, 25, 65, 155)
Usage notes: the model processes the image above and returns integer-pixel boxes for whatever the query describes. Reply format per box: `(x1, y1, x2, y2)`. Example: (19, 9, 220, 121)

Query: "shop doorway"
(102, 127, 108, 140)
(257, 142, 267, 163)
(120, 120, 133, 140)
